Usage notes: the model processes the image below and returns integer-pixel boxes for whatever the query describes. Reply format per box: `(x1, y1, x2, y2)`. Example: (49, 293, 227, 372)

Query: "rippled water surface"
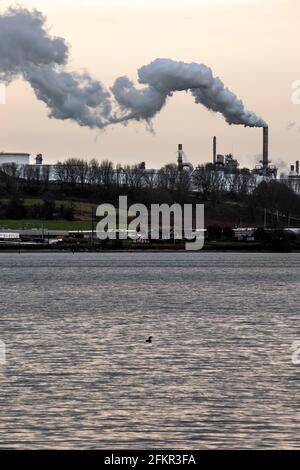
(0, 252, 300, 449)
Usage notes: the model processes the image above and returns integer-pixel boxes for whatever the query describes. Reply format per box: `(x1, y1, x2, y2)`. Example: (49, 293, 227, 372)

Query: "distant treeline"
(0, 158, 300, 225)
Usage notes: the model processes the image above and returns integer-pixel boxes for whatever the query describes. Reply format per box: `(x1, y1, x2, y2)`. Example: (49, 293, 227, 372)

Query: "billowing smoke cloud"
(111, 58, 266, 127)
(0, 7, 266, 130)
(0, 7, 67, 79)
(24, 66, 112, 129)
(0, 7, 110, 128)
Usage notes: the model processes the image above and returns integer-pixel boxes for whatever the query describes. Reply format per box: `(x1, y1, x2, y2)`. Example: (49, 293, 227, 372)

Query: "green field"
(0, 219, 94, 230)
(0, 197, 99, 230)
(0, 197, 98, 212)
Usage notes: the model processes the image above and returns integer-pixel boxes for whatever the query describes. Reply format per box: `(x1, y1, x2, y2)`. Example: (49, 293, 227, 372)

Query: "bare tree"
(88, 159, 100, 185)
(122, 164, 145, 189)
(41, 165, 51, 189)
(0, 162, 22, 192)
(158, 164, 179, 191)
(75, 159, 89, 189)
(193, 165, 224, 199)
(99, 160, 114, 187)
(143, 169, 159, 189)
(53, 161, 69, 184)
(23, 164, 41, 183)
(0, 162, 22, 179)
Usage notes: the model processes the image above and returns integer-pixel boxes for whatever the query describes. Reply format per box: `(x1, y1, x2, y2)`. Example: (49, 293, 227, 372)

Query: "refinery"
(1, 126, 299, 193)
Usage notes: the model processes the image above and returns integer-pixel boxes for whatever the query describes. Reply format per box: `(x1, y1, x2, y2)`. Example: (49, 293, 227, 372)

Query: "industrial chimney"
(213, 136, 217, 165)
(296, 161, 299, 175)
(178, 144, 183, 170)
(263, 127, 268, 171)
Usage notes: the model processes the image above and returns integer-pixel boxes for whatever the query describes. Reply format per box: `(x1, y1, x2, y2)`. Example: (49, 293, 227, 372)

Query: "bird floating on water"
(146, 336, 152, 343)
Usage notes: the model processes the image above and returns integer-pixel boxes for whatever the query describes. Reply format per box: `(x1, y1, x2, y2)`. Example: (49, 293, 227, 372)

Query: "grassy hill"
(0, 192, 298, 231)
(0, 219, 93, 231)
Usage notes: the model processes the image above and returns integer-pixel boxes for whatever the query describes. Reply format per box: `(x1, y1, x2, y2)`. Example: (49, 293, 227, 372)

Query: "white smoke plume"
(0, 7, 110, 128)
(0, 7, 267, 130)
(0, 7, 67, 78)
(273, 158, 289, 174)
(24, 65, 112, 129)
(111, 58, 266, 127)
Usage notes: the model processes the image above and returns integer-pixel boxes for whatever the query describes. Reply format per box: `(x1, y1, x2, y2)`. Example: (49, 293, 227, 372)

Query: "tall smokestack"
(213, 136, 217, 164)
(178, 144, 183, 170)
(263, 127, 269, 171)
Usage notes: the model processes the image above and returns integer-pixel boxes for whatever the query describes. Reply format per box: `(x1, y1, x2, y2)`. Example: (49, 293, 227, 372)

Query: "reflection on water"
(0, 252, 300, 449)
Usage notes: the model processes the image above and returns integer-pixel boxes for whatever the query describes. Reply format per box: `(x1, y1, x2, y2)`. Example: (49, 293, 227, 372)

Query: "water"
(0, 251, 300, 449)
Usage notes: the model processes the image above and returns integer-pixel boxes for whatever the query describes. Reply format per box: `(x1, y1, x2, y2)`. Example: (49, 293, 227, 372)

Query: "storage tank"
(0, 153, 30, 165)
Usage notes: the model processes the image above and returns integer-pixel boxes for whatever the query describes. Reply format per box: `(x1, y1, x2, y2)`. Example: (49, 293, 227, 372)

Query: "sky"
(0, 0, 299, 170)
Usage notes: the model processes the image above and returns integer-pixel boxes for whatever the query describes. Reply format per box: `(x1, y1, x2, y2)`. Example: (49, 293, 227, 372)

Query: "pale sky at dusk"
(0, 0, 299, 170)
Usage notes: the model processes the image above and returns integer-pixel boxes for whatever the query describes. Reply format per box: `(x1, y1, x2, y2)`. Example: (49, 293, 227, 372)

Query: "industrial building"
(210, 128, 277, 179)
(282, 161, 300, 194)
(2, 125, 300, 194)
(0, 152, 43, 166)
(212, 136, 239, 172)
(0, 152, 30, 165)
(174, 126, 278, 193)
